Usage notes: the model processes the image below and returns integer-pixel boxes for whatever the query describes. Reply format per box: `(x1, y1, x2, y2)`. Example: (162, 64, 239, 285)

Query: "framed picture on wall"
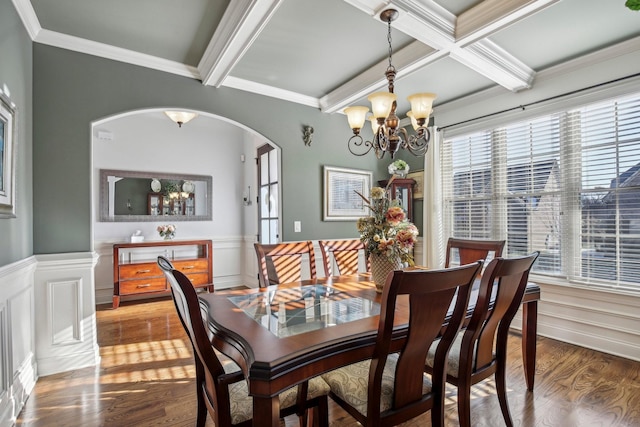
(323, 166, 372, 221)
(407, 170, 424, 199)
(0, 92, 17, 218)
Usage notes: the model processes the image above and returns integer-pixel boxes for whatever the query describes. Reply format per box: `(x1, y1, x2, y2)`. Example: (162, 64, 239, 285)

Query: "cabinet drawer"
(120, 278, 167, 295)
(183, 272, 209, 286)
(119, 262, 162, 280)
(173, 259, 208, 273)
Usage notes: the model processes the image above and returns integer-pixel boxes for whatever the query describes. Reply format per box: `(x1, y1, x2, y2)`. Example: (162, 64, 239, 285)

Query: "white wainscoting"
(0, 256, 37, 426)
(34, 253, 100, 376)
(512, 279, 640, 362)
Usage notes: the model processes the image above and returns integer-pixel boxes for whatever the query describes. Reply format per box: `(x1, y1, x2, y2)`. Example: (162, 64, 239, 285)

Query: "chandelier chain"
(387, 18, 395, 73)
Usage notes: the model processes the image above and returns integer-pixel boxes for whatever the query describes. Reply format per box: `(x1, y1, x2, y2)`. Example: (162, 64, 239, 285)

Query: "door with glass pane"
(257, 144, 279, 244)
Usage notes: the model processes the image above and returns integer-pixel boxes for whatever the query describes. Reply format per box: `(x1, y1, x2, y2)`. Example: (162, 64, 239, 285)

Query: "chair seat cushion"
(425, 333, 488, 378)
(228, 374, 330, 424)
(321, 353, 432, 416)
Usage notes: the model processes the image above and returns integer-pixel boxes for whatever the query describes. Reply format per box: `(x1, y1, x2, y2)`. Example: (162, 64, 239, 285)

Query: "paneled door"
(257, 144, 279, 244)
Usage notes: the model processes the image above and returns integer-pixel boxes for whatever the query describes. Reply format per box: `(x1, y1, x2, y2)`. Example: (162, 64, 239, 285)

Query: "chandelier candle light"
(345, 9, 436, 159)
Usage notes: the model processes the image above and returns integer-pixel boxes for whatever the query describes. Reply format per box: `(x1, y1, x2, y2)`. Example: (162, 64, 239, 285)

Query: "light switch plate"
(294, 221, 301, 232)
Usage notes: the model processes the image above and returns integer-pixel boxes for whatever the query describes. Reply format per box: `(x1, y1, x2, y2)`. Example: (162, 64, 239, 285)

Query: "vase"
(369, 253, 403, 293)
(163, 233, 175, 240)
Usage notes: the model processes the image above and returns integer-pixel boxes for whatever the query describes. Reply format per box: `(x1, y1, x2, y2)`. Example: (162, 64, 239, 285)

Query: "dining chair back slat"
(254, 241, 317, 288)
(445, 238, 505, 275)
(318, 239, 368, 277)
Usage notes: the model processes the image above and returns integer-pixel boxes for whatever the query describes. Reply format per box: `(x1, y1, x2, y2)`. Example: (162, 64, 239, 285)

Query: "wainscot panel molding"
(512, 280, 640, 362)
(94, 237, 246, 305)
(0, 256, 37, 426)
(34, 252, 100, 376)
(242, 235, 259, 288)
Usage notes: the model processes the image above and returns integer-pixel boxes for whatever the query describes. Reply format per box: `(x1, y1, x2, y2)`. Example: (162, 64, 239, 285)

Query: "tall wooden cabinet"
(113, 239, 213, 308)
(378, 178, 416, 222)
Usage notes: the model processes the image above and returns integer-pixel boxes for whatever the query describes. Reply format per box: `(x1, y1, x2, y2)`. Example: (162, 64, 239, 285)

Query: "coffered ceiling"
(12, 0, 640, 118)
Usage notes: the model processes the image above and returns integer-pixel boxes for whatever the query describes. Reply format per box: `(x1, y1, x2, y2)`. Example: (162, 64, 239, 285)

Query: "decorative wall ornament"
(303, 125, 314, 146)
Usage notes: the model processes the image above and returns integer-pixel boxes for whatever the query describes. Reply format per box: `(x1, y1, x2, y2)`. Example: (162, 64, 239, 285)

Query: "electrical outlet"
(294, 221, 301, 232)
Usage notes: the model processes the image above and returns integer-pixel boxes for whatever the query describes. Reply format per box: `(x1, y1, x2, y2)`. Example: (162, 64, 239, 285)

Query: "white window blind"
(442, 92, 640, 291)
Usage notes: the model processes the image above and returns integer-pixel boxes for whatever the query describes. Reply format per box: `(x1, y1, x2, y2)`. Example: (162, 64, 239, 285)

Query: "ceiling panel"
(30, 0, 229, 65)
(489, 0, 640, 70)
(231, 0, 415, 98)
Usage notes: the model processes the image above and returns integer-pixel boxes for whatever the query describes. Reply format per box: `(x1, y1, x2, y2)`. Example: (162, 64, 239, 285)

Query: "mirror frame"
(99, 169, 213, 222)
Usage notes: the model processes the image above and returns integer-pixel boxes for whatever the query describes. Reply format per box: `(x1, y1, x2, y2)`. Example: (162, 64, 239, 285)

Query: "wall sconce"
(164, 111, 198, 127)
(303, 126, 314, 146)
(243, 186, 253, 206)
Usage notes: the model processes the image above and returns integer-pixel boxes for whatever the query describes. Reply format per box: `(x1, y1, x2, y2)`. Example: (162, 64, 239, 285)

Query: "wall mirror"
(99, 169, 212, 222)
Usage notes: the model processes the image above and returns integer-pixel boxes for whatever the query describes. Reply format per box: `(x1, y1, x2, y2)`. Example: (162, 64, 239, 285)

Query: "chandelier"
(344, 9, 436, 159)
(164, 111, 198, 128)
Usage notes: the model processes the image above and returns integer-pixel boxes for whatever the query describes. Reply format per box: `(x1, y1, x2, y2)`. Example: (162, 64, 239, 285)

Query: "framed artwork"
(323, 166, 372, 221)
(407, 170, 424, 199)
(0, 92, 16, 218)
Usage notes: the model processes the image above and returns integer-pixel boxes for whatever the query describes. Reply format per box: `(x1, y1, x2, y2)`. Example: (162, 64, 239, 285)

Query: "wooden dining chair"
(321, 261, 482, 427)
(254, 241, 317, 288)
(157, 256, 330, 427)
(318, 239, 369, 277)
(445, 238, 506, 275)
(425, 252, 539, 427)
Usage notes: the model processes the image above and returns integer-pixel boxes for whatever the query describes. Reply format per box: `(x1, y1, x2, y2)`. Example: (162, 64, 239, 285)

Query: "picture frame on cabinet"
(323, 165, 372, 221)
(0, 91, 16, 218)
(407, 170, 424, 200)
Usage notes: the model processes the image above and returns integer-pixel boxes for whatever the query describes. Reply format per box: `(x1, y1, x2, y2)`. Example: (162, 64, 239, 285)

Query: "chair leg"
(457, 381, 472, 427)
(315, 396, 329, 427)
(194, 360, 207, 427)
(495, 363, 514, 427)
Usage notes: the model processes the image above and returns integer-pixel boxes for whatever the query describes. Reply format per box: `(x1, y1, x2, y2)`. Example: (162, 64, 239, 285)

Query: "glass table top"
(228, 284, 380, 337)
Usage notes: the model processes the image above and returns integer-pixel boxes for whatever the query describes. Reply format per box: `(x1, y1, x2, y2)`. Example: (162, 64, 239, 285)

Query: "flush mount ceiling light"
(344, 9, 436, 159)
(164, 111, 198, 127)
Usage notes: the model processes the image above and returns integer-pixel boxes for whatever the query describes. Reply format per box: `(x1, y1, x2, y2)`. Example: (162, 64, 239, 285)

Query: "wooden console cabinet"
(113, 239, 213, 308)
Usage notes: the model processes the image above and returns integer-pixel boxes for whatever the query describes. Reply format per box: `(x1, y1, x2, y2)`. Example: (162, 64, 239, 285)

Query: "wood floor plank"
(15, 297, 640, 427)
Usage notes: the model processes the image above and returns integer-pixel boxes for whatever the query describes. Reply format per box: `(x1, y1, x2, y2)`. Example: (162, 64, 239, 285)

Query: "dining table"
(199, 273, 541, 427)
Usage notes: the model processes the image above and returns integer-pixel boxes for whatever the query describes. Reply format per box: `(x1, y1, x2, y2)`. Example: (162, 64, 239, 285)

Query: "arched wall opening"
(90, 108, 280, 303)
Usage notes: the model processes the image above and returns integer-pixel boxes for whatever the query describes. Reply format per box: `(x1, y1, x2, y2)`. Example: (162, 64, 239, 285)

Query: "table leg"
(521, 300, 538, 391)
(253, 395, 280, 427)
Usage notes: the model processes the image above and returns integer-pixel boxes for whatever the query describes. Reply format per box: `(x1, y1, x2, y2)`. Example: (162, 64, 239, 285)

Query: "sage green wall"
(0, 2, 33, 267)
(33, 44, 388, 253)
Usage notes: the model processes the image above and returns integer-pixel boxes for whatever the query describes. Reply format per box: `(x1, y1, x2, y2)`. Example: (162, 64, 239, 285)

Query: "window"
(442, 93, 640, 291)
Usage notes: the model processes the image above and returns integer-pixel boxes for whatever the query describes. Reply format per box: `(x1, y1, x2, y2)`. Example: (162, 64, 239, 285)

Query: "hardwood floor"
(16, 296, 640, 427)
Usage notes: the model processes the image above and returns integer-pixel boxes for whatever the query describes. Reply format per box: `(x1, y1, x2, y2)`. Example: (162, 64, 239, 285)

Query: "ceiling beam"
(198, 0, 284, 87)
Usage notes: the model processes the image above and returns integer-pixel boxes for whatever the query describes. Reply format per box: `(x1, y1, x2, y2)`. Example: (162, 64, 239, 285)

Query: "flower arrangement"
(388, 159, 409, 177)
(157, 224, 176, 240)
(355, 180, 418, 266)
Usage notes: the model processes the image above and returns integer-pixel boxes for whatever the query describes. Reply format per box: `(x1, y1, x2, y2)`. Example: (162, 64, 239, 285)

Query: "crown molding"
(223, 76, 320, 108)
(35, 29, 200, 79)
(199, 0, 283, 87)
(12, 0, 41, 40)
(435, 36, 640, 121)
